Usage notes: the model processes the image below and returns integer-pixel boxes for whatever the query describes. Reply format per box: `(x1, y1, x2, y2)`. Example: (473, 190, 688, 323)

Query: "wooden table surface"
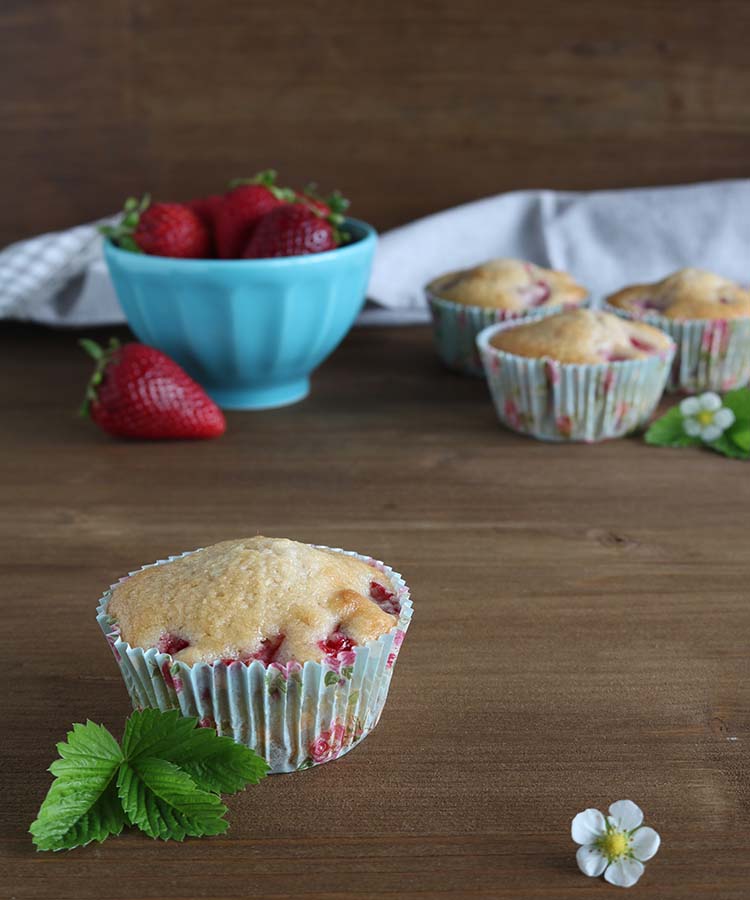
(1, 322, 748, 900)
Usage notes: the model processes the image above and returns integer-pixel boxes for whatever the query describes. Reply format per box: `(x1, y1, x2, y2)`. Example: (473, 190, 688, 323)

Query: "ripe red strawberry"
(187, 193, 223, 257)
(188, 193, 224, 229)
(214, 170, 295, 258)
(242, 204, 343, 258)
(80, 338, 225, 440)
(101, 195, 211, 258)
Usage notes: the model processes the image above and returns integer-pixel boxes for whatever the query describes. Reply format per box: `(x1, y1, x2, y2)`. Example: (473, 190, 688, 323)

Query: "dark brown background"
(3, 0, 750, 247)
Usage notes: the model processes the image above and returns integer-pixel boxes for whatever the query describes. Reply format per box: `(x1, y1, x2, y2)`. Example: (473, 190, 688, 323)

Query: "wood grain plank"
(3, 0, 750, 245)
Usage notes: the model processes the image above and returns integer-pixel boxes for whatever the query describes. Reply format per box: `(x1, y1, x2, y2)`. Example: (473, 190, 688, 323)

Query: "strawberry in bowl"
(101, 171, 376, 410)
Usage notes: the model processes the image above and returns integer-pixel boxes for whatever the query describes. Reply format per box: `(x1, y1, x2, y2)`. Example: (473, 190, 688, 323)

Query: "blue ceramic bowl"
(104, 218, 377, 409)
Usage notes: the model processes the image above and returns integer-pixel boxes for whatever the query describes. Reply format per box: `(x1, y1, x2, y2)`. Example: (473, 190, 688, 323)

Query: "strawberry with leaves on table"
(80, 338, 225, 440)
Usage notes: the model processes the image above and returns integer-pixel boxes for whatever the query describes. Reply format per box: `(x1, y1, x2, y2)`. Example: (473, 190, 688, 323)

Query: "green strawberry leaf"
(177, 742, 269, 795)
(121, 708, 200, 760)
(722, 389, 750, 453)
(644, 405, 701, 448)
(123, 708, 268, 794)
(729, 422, 750, 452)
(722, 387, 750, 421)
(29, 721, 125, 851)
(117, 757, 229, 841)
(32, 709, 269, 850)
(709, 432, 750, 460)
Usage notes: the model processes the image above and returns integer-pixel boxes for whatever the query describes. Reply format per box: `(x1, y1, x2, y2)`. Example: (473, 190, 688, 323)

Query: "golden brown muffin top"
(606, 268, 750, 321)
(108, 537, 398, 665)
(427, 258, 588, 311)
(489, 308, 673, 364)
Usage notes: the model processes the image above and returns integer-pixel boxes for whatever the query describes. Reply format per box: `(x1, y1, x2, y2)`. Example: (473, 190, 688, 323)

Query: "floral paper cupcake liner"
(426, 290, 570, 377)
(602, 302, 750, 394)
(476, 321, 675, 443)
(97, 546, 413, 775)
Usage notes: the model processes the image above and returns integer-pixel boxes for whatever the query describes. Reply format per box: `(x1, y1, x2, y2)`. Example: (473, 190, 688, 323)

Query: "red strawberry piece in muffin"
(370, 580, 401, 616)
(157, 632, 190, 655)
(244, 633, 286, 665)
(318, 628, 356, 657)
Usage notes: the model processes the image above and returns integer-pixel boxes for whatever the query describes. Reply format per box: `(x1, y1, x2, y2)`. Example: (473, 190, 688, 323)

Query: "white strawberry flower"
(571, 800, 660, 888)
(680, 392, 735, 442)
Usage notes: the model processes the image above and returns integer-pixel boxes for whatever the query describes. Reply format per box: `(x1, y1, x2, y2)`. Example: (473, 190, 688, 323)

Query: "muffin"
(476, 309, 675, 442)
(604, 268, 750, 392)
(426, 258, 588, 376)
(97, 537, 412, 773)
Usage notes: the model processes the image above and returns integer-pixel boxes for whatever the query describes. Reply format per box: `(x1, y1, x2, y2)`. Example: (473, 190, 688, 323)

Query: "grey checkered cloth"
(6, 179, 748, 328)
(0, 218, 125, 326)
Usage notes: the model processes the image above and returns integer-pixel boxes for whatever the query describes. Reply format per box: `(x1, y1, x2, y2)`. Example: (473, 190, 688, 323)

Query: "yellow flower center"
(697, 410, 715, 426)
(597, 830, 629, 861)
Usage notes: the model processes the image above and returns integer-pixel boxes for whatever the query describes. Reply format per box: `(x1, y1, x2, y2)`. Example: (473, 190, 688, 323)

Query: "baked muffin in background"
(98, 537, 412, 773)
(606, 268, 750, 320)
(425, 258, 588, 376)
(429, 258, 588, 312)
(489, 308, 673, 363)
(477, 309, 675, 443)
(604, 268, 750, 392)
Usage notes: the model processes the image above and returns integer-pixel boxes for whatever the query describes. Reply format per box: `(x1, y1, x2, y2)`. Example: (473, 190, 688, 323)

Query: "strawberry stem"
(79, 337, 121, 417)
(228, 169, 277, 189)
(302, 184, 350, 217)
(79, 338, 104, 361)
(326, 190, 350, 216)
(99, 195, 150, 252)
(228, 170, 296, 202)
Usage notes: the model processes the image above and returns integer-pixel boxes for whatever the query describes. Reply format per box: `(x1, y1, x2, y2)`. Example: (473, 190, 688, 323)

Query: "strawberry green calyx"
(227, 170, 296, 203)
(302, 183, 351, 218)
(324, 190, 350, 218)
(79, 337, 120, 417)
(328, 217, 351, 247)
(297, 204, 352, 247)
(310, 204, 350, 247)
(99, 196, 150, 252)
(298, 185, 351, 244)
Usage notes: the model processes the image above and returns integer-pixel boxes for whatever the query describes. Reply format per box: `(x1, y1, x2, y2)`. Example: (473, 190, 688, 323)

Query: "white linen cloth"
(3, 180, 750, 327)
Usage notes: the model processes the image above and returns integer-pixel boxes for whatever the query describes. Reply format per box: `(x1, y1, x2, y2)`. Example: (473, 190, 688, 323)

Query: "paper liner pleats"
(426, 290, 570, 376)
(602, 302, 750, 394)
(476, 321, 674, 442)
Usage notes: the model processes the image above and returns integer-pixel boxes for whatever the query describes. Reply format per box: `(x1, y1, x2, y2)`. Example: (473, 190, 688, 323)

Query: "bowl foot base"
(207, 378, 310, 410)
